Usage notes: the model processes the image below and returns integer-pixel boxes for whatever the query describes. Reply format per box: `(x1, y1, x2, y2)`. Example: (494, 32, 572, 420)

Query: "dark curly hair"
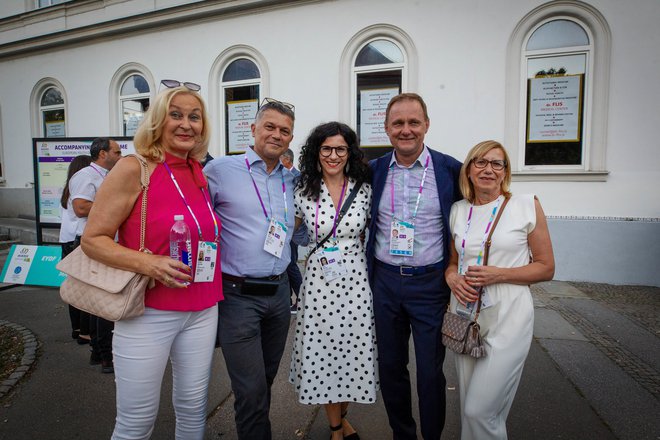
(298, 122, 371, 200)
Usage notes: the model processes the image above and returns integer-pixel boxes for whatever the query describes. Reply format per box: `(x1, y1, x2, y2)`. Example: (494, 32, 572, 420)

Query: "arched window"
(109, 63, 155, 137)
(505, 2, 611, 180)
(40, 86, 66, 137)
(119, 74, 150, 136)
(221, 58, 261, 155)
(340, 25, 417, 160)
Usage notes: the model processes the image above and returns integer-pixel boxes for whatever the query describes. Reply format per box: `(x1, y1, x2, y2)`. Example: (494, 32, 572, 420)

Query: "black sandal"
(341, 411, 360, 440)
(330, 423, 342, 439)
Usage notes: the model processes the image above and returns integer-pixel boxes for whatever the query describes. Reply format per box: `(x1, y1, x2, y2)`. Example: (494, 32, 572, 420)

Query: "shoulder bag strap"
(309, 180, 363, 255)
(474, 195, 510, 321)
(125, 154, 150, 252)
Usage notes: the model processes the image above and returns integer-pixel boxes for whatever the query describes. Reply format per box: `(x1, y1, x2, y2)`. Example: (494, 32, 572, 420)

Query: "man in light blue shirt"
(204, 98, 304, 440)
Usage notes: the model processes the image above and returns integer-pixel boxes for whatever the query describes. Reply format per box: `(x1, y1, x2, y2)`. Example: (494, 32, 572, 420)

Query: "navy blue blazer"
(366, 147, 463, 289)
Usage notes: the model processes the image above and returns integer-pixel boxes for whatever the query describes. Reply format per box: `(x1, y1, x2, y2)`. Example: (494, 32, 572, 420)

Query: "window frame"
(340, 24, 418, 129)
(118, 74, 151, 137)
(31, 78, 68, 138)
(504, 1, 611, 181)
(209, 45, 269, 157)
(109, 63, 155, 137)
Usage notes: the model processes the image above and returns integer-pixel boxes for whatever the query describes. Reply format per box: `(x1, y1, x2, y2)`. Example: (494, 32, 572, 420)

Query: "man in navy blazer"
(366, 93, 462, 440)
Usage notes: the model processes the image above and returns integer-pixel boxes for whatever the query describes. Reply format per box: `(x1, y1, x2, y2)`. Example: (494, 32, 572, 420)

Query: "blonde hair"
(133, 87, 210, 162)
(459, 140, 512, 203)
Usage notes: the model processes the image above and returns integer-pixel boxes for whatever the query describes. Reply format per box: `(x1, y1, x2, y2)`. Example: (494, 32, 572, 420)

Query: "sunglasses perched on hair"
(160, 79, 201, 91)
(319, 146, 349, 157)
(472, 158, 507, 171)
(260, 97, 295, 113)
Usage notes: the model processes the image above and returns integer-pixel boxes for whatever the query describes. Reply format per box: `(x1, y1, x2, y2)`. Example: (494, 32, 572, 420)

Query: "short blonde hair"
(459, 140, 512, 203)
(133, 87, 210, 162)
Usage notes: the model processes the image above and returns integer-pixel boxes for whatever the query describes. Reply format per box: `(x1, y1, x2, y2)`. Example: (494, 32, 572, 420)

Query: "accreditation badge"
(389, 219, 415, 256)
(315, 245, 347, 282)
(194, 241, 218, 283)
(263, 218, 287, 258)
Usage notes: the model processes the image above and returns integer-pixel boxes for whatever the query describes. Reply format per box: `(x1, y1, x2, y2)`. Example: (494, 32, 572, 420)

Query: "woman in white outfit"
(445, 140, 554, 440)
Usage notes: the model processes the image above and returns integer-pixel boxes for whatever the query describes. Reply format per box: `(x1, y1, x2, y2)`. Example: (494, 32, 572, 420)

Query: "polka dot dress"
(289, 179, 378, 404)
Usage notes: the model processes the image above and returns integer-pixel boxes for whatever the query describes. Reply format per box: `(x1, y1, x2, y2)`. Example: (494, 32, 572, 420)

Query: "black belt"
(375, 259, 443, 277)
(221, 273, 284, 285)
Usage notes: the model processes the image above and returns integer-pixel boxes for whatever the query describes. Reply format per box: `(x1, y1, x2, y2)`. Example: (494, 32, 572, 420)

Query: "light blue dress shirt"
(204, 147, 306, 278)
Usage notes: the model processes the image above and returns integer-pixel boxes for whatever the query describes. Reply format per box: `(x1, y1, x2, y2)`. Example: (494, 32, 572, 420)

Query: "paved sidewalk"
(0, 280, 658, 439)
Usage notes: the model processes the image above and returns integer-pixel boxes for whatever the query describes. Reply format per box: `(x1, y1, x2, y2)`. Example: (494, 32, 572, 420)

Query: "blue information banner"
(0, 245, 65, 287)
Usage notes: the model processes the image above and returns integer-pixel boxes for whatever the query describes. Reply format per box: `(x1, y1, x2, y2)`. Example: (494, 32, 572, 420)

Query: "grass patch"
(0, 325, 24, 383)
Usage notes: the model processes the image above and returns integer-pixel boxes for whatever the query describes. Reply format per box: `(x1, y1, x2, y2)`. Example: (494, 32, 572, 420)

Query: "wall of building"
(0, 0, 658, 285)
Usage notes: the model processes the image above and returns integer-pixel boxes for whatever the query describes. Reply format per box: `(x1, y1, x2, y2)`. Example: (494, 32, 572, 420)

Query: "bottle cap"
(174, 214, 184, 221)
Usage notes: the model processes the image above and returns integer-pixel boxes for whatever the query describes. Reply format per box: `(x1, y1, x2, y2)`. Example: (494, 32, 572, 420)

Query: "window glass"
(523, 21, 590, 167)
(355, 40, 404, 66)
(40, 87, 65, 137)
(527, 20, 589, 50)
(40, 88, 64, 106)
(353, 39, 404, 159)
(222, 58, 261, 154)
(120, 75, 150, 137)
(223, 59, 260, 82)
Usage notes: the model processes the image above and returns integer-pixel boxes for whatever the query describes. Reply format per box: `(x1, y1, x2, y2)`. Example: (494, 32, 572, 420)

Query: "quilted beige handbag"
(57, 154, 155, 322)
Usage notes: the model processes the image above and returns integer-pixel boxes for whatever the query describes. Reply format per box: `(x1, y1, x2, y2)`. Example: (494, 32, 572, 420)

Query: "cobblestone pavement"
(533, 282, 660, 400)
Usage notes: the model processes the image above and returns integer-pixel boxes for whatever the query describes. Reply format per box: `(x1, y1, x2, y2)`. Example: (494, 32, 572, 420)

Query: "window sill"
(512, 170, 609, 182)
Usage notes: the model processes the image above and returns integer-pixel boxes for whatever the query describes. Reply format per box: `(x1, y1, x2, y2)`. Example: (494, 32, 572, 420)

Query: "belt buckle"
(399, 265, 414, 276)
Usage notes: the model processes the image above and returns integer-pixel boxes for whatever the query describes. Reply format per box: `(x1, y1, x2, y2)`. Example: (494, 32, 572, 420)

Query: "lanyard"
(390, 155, 430, 224)
(89, 163, 106, 179)
(245, 157, 288, 223)
(315, 178, 347, 243)
(458, 196, 502, 274)
(163, 162, 219, 242)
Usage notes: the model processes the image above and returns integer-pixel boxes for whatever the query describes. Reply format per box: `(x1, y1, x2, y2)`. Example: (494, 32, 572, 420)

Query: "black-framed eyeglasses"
(160, 79, 201, 92)
(472, 158, 507, 171)
(319, 146, 349, 157)
(260, 97, 295, 113)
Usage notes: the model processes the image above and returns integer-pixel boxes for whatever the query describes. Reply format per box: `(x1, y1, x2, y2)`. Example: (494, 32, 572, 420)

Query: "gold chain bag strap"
(57, 154, 155, 321)
(441, 196, 510, 358)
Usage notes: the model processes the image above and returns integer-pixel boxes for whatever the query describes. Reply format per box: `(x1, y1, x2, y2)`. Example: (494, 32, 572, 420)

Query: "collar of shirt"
(89, 162, 109, 176)
(246, 146, 284, 174)
(389, 145, 431, 170)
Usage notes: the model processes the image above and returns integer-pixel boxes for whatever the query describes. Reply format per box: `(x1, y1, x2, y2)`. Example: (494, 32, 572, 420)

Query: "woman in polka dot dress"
(289, 122, 378, 440)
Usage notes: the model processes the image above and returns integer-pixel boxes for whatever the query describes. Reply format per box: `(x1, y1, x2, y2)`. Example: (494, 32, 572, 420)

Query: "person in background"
(204, 98, 306, 440)
(446, 140, 554, 440)
(82, 80, 223, 439)
(280, 148, 303, 313)
(289, 121, 377, 440)
(366, 93, 462, 440)
(59, 154, 92, 344)
(59, 138, 122, 375)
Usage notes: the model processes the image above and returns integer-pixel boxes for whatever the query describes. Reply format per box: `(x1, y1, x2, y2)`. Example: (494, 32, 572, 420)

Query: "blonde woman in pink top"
(83, 81, 223, 440)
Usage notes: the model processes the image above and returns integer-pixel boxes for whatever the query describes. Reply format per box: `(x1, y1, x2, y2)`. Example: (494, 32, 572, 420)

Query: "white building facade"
(0, 0, 658, 285)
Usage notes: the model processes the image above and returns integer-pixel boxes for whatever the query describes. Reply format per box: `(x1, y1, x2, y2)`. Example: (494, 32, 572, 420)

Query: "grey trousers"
(217, 274, 291, 440)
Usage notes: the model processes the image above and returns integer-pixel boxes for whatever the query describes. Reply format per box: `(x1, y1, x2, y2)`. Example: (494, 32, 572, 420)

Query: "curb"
(0, 319, 38, 399)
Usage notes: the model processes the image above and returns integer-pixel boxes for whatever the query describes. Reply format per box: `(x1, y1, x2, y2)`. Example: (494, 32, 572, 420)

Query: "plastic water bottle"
(169, 214, 191, 285)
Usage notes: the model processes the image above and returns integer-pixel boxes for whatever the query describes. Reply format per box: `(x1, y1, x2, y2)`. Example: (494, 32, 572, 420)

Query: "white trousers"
(111, 305, 218, 440)
(453, 287, 534, 440)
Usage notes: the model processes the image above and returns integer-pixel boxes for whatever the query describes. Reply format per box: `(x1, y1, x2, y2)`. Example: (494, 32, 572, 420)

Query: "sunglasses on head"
(160, 79, 201, 91)
(260, 97, 295, 113)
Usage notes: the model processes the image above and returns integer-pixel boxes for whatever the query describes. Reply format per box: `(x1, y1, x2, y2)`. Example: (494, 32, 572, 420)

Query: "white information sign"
(228, 100, 258, 154)
(2, 245, 37, 284)
(527, 75, 582, 142)
(360, 88, 399, 147)
(35, 139, 135, 223)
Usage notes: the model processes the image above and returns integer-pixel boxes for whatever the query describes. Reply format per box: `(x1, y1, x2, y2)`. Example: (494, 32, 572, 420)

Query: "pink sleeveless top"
(119, 152, 223, 311)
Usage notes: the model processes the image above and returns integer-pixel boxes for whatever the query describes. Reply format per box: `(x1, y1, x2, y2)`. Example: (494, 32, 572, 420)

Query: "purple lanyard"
(245, 157, 288, 223)
(390, 155, 430, 224)
(315, 178, 347, 243)
(163, 162, 219, 242)
(458, 196, 502, 274)
(89, 163, 106, 179)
